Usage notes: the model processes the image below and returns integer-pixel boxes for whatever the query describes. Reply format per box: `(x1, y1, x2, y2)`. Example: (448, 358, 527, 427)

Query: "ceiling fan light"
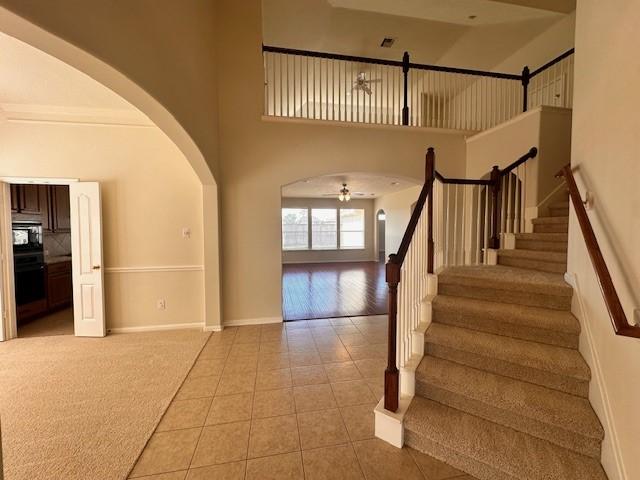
(338, 193, 345, 201)
(345, 193, 351, 202)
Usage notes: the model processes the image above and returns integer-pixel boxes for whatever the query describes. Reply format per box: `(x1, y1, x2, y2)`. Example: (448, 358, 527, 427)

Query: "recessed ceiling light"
(391, 182, 400, 186)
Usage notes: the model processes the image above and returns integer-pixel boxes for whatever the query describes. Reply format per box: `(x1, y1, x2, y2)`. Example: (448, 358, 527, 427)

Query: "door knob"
(92, 265, 101, 270)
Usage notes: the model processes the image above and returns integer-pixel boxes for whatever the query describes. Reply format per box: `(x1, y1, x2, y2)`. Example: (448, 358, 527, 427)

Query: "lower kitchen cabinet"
(46, 261, 73, 310)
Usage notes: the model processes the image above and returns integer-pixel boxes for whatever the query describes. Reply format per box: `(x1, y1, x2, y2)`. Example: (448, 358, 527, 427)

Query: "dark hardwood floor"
(282, 261, 387, 321)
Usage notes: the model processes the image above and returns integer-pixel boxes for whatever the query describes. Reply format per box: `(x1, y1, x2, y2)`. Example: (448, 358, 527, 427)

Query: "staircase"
(403, 199, 608, 480)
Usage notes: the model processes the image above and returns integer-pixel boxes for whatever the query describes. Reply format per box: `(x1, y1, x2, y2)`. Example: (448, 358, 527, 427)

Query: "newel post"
(402, 51, 410, 126)
(521, 65, 530, 112)
(384, 255, 400, 412)
(426, 148, 435, 274)
(489, 166, 501, 249)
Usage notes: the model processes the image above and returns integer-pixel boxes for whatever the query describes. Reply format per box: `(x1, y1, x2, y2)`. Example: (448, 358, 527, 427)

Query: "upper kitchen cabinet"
(50, 185, 71, 232)
(11, 184, 44, 216)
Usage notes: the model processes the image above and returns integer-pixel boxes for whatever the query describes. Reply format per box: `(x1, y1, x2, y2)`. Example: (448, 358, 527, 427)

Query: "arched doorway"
(280, 172, 419, 322)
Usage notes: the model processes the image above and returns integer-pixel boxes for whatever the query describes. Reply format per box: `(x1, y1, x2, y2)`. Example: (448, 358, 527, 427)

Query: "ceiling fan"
(352, 72, 382, 96)
(320, 183, 367, 201)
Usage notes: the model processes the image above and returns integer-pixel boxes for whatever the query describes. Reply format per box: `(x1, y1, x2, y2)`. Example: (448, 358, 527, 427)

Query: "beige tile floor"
(129, 316, 477, 480)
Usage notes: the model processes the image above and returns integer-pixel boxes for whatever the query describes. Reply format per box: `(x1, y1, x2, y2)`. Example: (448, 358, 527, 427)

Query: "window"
(340, 209, 365, 249)
(311, 209, 337, 250)
(282, 208, 308, 250)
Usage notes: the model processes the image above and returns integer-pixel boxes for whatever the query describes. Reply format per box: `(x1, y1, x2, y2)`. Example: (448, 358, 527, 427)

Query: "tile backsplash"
(44, 232, 72, 258)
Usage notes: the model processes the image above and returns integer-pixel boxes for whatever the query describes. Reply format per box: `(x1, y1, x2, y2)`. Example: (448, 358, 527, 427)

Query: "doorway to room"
(0, 179, 106, 341)
(377, 209, 386, 262)
(280, 173, 419, 321)
(10, 183, 74, 338)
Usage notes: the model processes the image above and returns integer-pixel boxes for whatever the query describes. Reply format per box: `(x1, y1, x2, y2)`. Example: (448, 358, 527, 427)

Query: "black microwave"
(12, 222, 43, 253)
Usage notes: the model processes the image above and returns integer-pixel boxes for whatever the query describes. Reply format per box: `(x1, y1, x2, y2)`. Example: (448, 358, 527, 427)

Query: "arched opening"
(0, 8, 221, 330)
(280, 172, 420, 322)
(0, 27, 214, 339)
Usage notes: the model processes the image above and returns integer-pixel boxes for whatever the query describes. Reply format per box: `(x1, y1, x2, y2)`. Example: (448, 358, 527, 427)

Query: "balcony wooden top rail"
(556, 164, 640, 338)
(530, 48, 575, 78)
(263, 44, 521, 80)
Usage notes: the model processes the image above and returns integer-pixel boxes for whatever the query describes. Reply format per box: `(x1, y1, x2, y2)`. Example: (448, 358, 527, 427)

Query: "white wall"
(0, 114, 205, 331)
(281, 197, 376, 264)
(567, 2, 640, 479)
(374, 186, 422, 259)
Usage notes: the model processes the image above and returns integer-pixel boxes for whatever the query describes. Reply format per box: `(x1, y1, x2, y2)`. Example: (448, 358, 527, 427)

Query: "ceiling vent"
(380, 37, 396, 48)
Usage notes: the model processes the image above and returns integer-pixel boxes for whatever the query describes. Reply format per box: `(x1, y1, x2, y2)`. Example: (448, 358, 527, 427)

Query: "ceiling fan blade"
(367, 79, 383, 84)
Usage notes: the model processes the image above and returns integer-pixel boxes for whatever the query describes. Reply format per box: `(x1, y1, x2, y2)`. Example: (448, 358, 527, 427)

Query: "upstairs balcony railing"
(263, 45, 574, 131)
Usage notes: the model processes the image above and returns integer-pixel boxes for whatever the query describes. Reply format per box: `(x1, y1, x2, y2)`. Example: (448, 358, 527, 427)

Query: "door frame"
(0, 176, 78, 341)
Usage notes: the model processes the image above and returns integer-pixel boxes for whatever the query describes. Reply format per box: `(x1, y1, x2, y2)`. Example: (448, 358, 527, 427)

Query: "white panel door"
(70, 182, 106, 337)
(0, 182, 16, 341)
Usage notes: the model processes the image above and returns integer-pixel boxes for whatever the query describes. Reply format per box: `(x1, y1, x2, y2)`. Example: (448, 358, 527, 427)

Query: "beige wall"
(281, 197, 376, 264)
(465, 106, 572, 224)
(568, 1, 640, 478)
(374, 186, 422, 259)
(0, 116, 205, 331)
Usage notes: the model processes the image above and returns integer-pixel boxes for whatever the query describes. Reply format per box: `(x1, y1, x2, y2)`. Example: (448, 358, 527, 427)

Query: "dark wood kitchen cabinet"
(50, 185, 71, 232)
(11, 184, 43, 215)
(46, 261, 73, 310)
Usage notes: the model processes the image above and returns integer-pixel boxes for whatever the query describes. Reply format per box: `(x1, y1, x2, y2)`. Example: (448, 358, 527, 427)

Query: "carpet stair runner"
(404, 199, 608, 479)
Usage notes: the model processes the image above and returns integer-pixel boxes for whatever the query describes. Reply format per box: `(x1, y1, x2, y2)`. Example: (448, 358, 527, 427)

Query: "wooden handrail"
(384, 148, 435, 412)
(500, 147, 538, 176)
(556, 164, 640, 338)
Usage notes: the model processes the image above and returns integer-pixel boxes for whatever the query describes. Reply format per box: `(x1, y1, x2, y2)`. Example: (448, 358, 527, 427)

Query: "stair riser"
(424, 342, 589, 397)
(415, 380, 601, 459)
(498, 256, 567, 274)
(432, 308, 579, 348)
(438, 283, 572, 311)
(534, 223, 569, 233)
(405, 430, 511, 480)
(549, 207, 570, 217)
(515, 240, 567, 252)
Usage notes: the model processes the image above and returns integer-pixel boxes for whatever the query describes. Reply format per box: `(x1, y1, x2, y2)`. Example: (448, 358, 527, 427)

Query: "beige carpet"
(0, 329, 210, 480)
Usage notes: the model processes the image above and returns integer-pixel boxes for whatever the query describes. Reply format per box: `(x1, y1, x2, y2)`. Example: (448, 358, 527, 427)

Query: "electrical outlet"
(182, 227, 191, 240)
(157, 299, 167, 311)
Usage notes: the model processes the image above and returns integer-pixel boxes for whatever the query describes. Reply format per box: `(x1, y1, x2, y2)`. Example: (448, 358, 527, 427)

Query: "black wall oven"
(12, 222, 46, 308)
(12, 222, 43, 253)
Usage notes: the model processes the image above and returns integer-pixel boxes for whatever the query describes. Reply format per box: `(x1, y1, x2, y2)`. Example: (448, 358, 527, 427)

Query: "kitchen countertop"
(45, 256, 72, 265)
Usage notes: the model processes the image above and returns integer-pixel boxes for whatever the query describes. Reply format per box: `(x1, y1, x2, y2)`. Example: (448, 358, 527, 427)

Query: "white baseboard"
(203, 325, 223, 332)
(282, 258, 378, 265)
(107, 322, 204, 334)
(564, 272, 626, 480)
(223, 316, 283, 327)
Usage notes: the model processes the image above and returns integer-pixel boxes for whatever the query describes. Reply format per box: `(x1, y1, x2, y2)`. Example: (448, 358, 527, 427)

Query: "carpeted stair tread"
(432, 295, 579, 347)
(424, 324, 590, 396)
(404, 397, 607, 480)
(415, 356, 604, 457)
(497, 249, 567, 273)
(498, 249, 566, 263)
(438, 265, 571, 298)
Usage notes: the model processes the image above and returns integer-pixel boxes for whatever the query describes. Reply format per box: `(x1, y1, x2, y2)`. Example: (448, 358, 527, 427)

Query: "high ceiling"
(282, 172, 418, 199)
(0, 31, 137, 112)
(262, 0, 575, 70)
(327, 0, 565, 26)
